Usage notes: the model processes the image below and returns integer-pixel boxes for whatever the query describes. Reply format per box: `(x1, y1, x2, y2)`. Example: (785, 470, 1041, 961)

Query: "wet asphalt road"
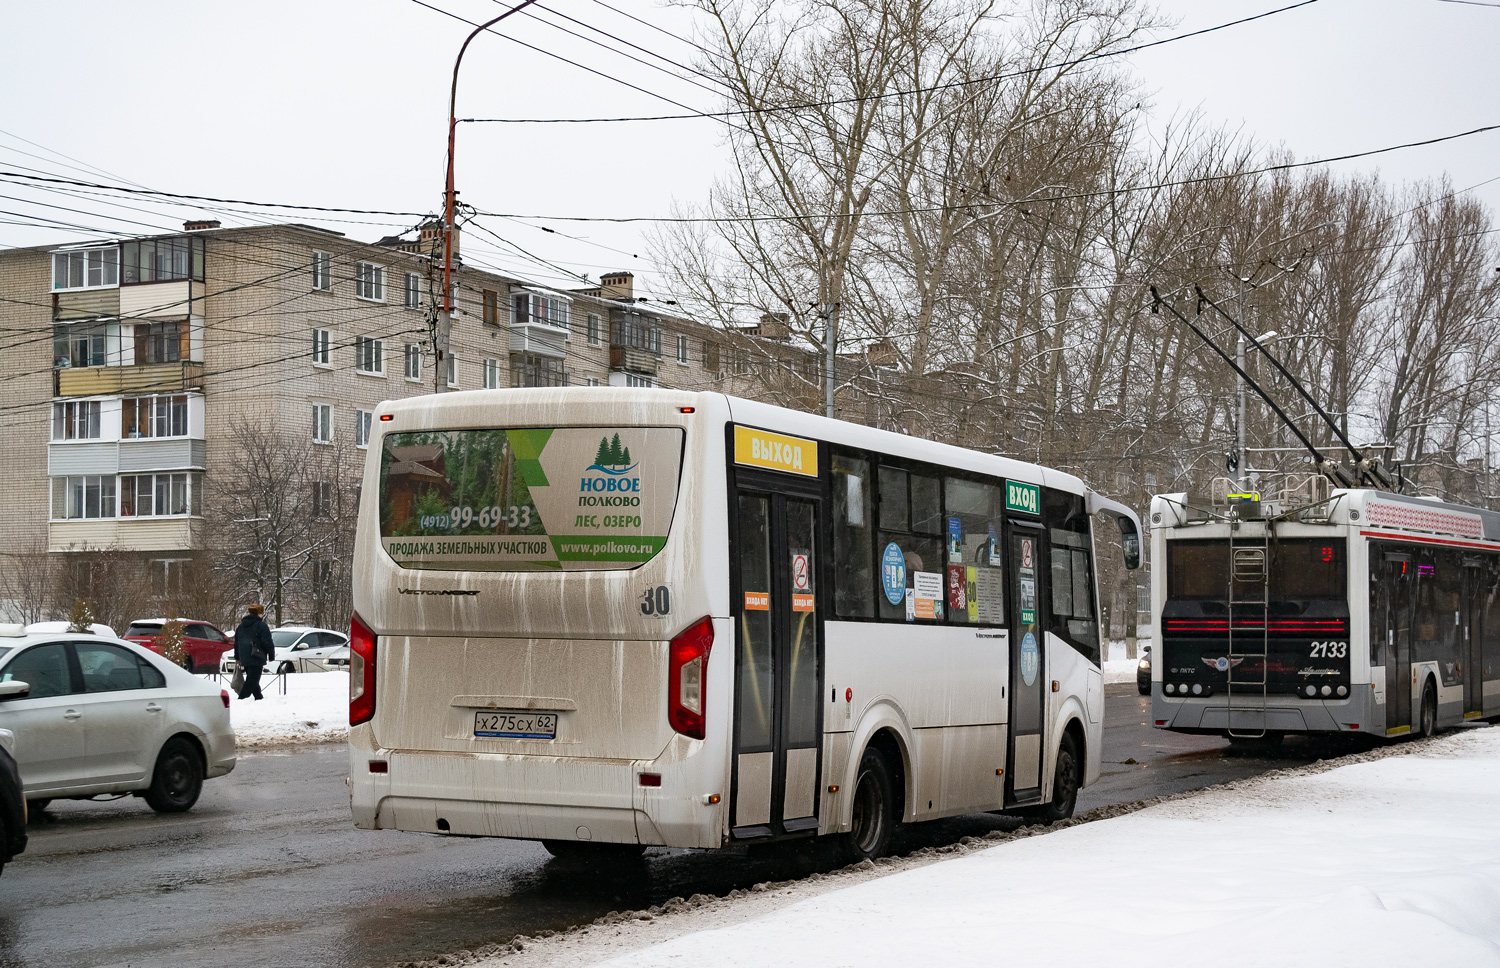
(2, 684, 1343, 968)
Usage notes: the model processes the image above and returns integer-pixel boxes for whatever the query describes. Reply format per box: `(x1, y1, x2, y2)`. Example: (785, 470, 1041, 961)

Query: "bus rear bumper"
(349, 730, 725, 848)
(1151, 687, 1381, 734)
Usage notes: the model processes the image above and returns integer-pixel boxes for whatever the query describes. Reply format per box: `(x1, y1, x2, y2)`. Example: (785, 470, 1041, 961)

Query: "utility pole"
(823, 301, 839, 420)
(439, 0, 539, 394)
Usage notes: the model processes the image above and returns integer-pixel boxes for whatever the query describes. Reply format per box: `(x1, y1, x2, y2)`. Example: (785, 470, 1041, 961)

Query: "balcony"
(609, 345, 658, 376)
(56, 362, 204, 397)
(49, 517, 200, 553)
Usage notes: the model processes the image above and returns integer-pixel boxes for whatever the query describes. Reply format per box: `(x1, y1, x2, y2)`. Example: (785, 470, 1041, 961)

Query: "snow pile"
(226, 671, 349, 747)
(468, 728, 1500, 968)
(1103, 639, 1151, 684)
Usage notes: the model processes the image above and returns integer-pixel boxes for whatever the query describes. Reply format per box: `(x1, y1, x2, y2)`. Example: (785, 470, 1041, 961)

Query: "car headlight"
(1137, 657, 1150, 669)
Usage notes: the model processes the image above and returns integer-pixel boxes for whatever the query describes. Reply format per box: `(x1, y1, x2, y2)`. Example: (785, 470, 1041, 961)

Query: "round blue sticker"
(881, 542, 906, 605)
(1020, 632, 1040, 686)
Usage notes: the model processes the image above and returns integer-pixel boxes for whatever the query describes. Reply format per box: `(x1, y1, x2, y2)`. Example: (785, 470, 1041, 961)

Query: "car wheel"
(25, 798, 49, 816)
(1137, 680, 1150, 696)
(1038, 732, 1082, 824)
(838, 746, 896, 864)
(1418, 679, 1437, 739)
(540, 840, 646, 863)
(144, 737, 204, 813)
(180, 656, 196, 674)
(278, 661, 294, 675)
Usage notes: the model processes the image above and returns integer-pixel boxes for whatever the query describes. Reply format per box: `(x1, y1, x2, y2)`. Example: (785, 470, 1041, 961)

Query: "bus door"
(1005, 522, 1047, 805)
(730, 480, 823, 839)
(1381, 551, 1413, 733)
(1463, 558, 1484, 717)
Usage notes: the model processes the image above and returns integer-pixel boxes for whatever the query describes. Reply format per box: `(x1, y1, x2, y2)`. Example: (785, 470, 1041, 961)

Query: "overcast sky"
(1, 0, 1493, 302)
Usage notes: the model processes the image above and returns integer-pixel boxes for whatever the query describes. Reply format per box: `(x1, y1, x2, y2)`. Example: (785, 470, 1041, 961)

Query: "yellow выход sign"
(734, 425, 818, 478)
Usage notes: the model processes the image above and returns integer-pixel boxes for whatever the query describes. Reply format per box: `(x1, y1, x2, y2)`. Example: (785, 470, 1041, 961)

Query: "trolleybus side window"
(1044, 488, 1099, 663)
(831, 451, 875, 618)
(1413, 548, 1464, 686)
(876, 464, 944, 623)
(1483, 560, 1500, 683)
(943, 476, 1005, 626)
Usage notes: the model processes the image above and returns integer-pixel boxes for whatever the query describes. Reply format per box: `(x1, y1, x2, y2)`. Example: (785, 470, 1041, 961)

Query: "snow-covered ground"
(1103, 638, 1151, 684)
(456, 727, 1500, 968)
(224, 670, 349, 747)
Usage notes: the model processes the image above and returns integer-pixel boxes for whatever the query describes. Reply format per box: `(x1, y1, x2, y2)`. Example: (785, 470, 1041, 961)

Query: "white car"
(0, 625, 235, 813)
(220, 625, 350, 675)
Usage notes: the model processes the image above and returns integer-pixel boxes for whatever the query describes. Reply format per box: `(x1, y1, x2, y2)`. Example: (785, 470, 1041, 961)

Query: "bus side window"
(943, 476, 1005, 625)
(876, 464, 943, 623)
(832, 452, 875, 618)
(1044, 488, 1099, 664)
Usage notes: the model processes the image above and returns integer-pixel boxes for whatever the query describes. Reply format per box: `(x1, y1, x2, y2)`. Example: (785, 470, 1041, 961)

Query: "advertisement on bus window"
(378, 427, 684, 571)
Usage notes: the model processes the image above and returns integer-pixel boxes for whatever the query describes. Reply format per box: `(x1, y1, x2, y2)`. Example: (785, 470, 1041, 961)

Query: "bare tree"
(0, 537, 55, 625)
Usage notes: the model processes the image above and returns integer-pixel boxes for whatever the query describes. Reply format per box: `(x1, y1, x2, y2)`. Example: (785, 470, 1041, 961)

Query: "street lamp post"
(439, 1, 539, 393)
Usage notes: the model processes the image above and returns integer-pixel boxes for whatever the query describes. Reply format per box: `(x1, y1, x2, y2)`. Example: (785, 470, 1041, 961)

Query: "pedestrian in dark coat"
(233, 604, 275, 700)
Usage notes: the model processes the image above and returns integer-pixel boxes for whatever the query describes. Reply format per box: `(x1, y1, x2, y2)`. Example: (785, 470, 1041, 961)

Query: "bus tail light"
(350, 611, 377, 726)
(668, 616, 714, 740)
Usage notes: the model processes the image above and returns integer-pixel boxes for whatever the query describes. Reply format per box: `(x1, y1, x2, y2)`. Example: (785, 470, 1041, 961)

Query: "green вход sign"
(1006, 480, 1040, 515)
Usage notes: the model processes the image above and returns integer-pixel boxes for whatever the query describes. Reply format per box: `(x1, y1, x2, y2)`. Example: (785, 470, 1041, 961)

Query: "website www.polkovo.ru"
(553, 534, 668, 562)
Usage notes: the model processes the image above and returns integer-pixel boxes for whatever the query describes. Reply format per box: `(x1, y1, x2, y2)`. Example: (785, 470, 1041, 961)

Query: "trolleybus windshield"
(1168, 538, 1347, 601)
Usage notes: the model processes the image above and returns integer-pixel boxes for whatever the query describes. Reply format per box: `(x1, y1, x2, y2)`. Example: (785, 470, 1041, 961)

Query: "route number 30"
(640, 584, 672, 617)
(1309, 641, 1347, 658)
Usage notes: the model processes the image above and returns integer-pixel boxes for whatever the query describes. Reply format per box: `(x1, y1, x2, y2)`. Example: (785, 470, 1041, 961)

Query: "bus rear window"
(378, 427, 684, 572)
(1168, 538, 1346, 601)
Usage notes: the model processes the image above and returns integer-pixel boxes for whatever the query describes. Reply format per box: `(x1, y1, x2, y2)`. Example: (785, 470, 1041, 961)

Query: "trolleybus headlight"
(1337, 685, 1348, 697)
(668, 616, 715, 740)
(1321, 685, 1332, 697)
(1305, 685, 1317, 698)
(1164, 683, 1174, 694)
(1191, 683, 1203, 696)
(349, 611, 378, 727)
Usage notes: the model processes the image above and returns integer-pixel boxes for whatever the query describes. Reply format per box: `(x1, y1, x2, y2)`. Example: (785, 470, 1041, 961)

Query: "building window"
(733, 347, 750, 375)
(122, 394, 188, 439)
(585, 376, 600, 387)
(355, 262, 384, 302)
(483, 290, 500, 326)
(52, 400, 102, 441)
(313, 251, 332, 291)
(355, 336, 384, 375)
(512, 353, 566, 388)
(121, 237, 204, 285)
(119, 473, 198, 517)
(312, 328, 331, 366)
(354, 410, 372, 448)
(312, 480, 335, 518)
(445, 354, 457, 388)
(313, 404, 332, 444)
(513, 292, 570, 330)
(52, 475, 117, 520)
(54, 324, 111, 368)
(611, 312, 661, 355)
(52, 247, 119, 290)
(625, 373, 654, 388)
(677, 334, 689, 365)
(404, 272, 421, 308)
(587, 313, 600, 345)
(404, 343, 422, 380)
(134, 321, 185, 364)
(703, 340, 720, 372)
(482, 358, 500, 390)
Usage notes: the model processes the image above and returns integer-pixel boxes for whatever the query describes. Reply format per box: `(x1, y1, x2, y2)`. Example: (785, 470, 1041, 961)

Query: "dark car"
(0, 729, 27, 876)
(1137, 645, 1152, 695)
(123, 619, 232, 674)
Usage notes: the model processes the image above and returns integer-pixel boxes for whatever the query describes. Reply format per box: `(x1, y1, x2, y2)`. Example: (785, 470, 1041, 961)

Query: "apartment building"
(0, 220, 820, 611)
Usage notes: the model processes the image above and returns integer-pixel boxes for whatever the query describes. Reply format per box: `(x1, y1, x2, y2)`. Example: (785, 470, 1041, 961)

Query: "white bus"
(349, 389, 1141, 860)
(1149, 481, 1500, 743)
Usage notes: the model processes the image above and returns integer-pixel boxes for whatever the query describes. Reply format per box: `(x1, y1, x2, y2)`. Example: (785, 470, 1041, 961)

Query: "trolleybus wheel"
(1418, 680, 1437, 739)
(541, 840, 646, 863)
(1028, 732, 1080, 825)
(840, 747, 895, 864)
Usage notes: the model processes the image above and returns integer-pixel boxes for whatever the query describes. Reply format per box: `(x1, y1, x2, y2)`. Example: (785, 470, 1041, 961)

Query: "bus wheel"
(1418, 680, 1437, 739)
(1028, 732, 1080, 825)
(541, 840, 646, 863)
(840, 747, 895, 864)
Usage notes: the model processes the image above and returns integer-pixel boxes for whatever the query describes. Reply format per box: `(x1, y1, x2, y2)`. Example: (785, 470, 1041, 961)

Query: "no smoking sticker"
(1020, 539, 1033, 569)
(791, 552, 811, 592)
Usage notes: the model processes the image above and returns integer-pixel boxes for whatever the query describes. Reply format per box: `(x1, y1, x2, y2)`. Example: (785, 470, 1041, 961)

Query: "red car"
(123, 619, 232, 674)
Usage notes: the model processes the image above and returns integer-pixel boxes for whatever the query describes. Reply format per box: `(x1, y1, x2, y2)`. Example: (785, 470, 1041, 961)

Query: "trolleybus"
(349, 389, 1140, 859)
(1150, 479, 1500, 743)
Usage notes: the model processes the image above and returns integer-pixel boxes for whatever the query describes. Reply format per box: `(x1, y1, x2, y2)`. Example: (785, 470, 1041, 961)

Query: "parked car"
(220, 626, 349, 675)
(1137, 645, 1152, 695)
(0, 728, 26, 875)
(0, 624, 235, 814)
(123, 619, 232, 674)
